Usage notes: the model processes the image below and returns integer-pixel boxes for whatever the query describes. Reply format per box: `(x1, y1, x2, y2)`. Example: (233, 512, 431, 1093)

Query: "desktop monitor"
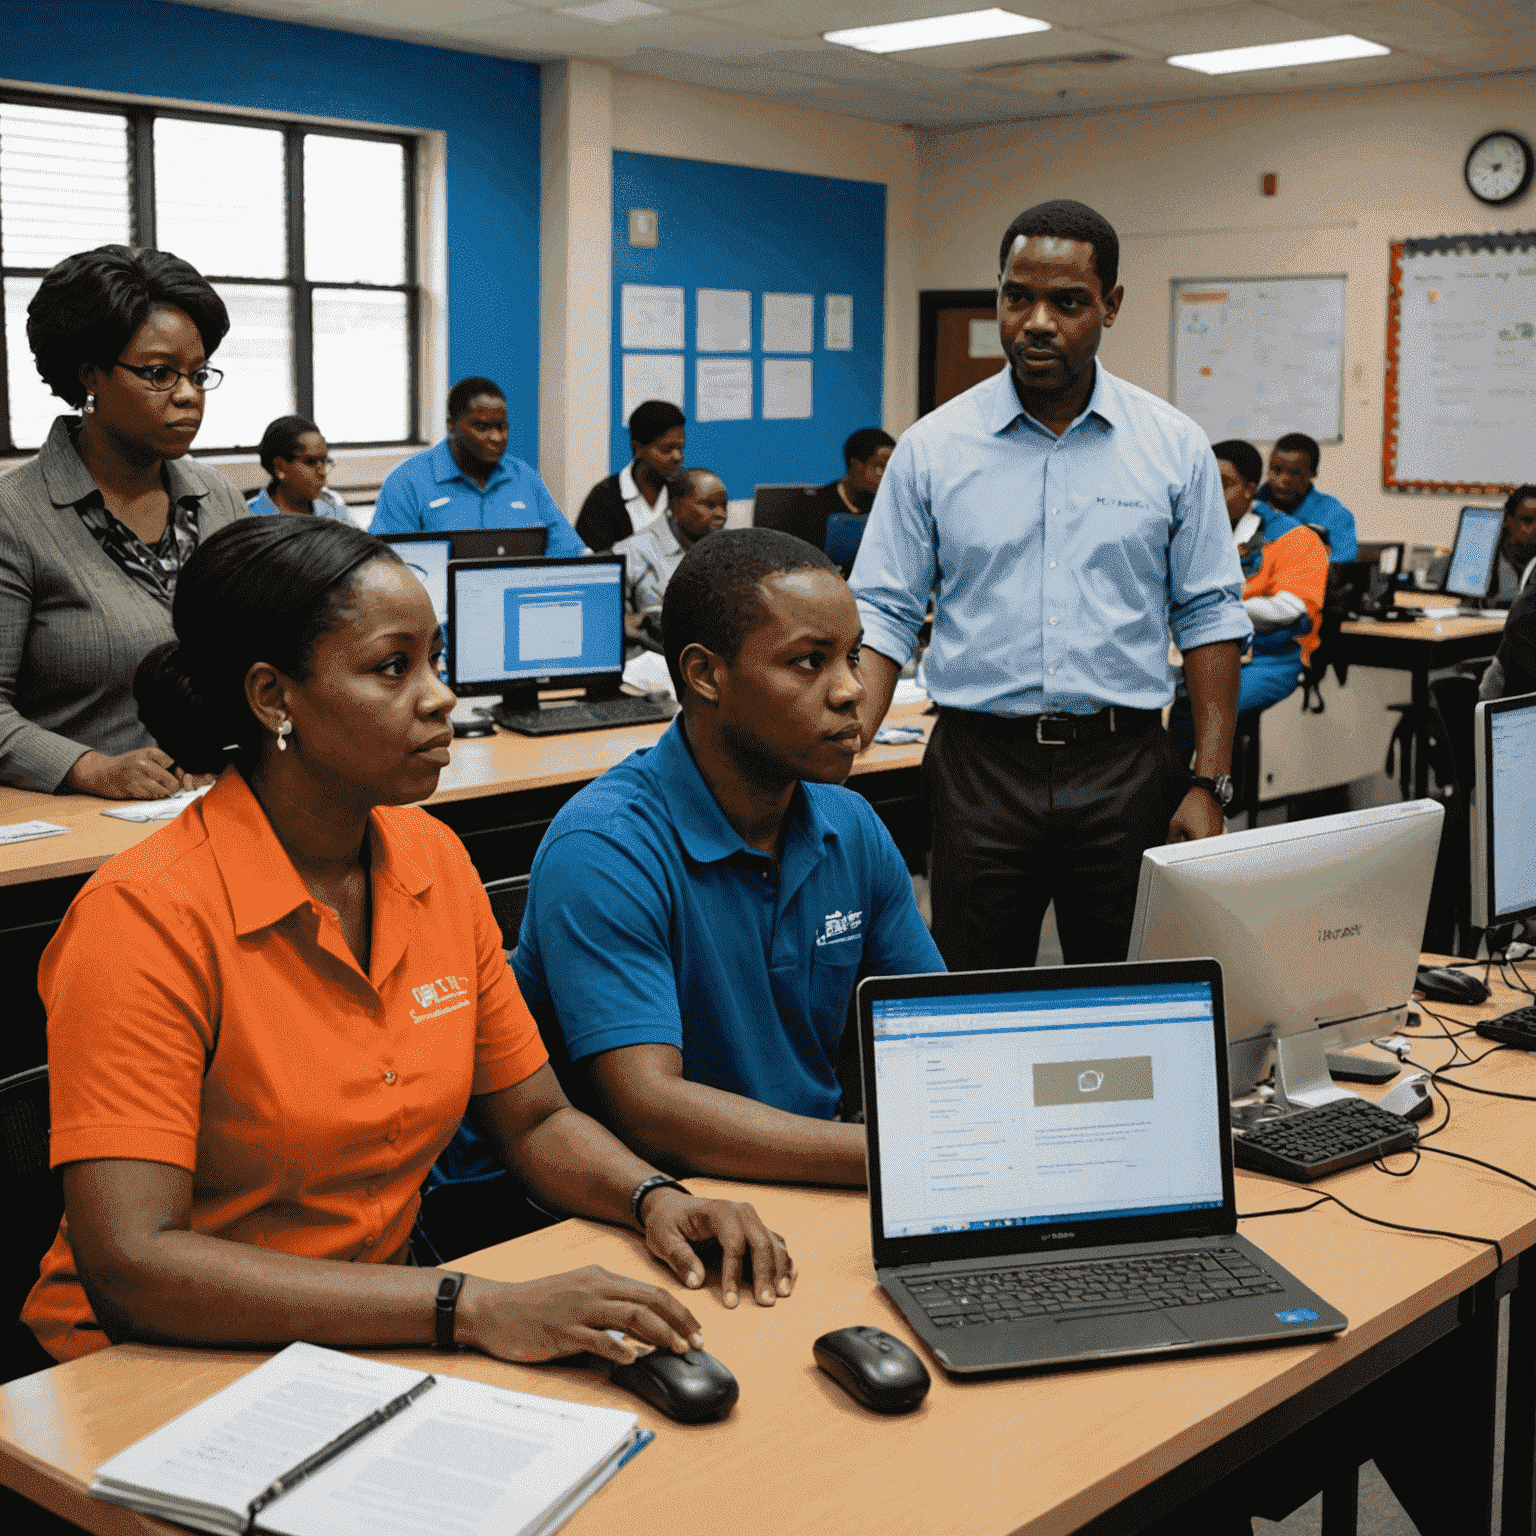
(1471, 691, 1536, 932)
(1442, 505, 1504, 600)
(752, 484, 820, 544)
(1127, 799, 1443, 1111)
(447, 556, 626, 715)
(379, 535, 451, 629)
(452, 527, 546, 561)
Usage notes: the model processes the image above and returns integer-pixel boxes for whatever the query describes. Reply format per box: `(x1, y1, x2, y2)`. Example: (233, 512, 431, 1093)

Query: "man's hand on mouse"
(640, 1188, 796, 1309)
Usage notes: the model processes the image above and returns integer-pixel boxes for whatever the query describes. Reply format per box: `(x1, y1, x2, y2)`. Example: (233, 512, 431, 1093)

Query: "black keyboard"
(1232, 1096, 1418, 1182)
(905, 1247, 1283, 1330)
(1476, 1004, 1536, 1048)
(492, 695, 677, 736)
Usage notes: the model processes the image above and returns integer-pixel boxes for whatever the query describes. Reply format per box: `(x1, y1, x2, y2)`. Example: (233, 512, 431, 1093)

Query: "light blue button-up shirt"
(369, 439, 585, 556)
(850, 364, 1251, 716)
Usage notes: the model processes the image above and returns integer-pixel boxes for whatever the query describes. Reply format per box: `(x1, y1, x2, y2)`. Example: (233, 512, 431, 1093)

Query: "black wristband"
(434, 1271, 465, 1352)
(630, 1174, 690, 1228)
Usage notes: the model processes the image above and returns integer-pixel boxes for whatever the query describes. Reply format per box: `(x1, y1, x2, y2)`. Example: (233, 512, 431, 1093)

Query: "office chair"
(1228, 708, 1265, 830)
(1, 1065, 64, 1385)
(483, 874, 530, 956)
(1422, 673, 1481, 956)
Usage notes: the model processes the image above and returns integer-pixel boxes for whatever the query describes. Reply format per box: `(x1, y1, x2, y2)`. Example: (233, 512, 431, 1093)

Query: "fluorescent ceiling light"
(558, 0, 666, 21)
(824, 9, 1050, 55)
(1168, 34, 1389, 75)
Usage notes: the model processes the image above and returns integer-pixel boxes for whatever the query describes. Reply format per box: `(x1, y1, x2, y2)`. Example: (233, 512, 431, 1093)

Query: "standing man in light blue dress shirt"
(369, 377, 585, 556)
(851, 200, 1252, 971)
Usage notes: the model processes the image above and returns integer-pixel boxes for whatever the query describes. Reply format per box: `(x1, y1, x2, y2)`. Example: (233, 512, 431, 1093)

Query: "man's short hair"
(661, 528, 838, 699)
(664, 465, 721, 502)
(1211, 439, 1263, 488)
(843, 427, 895, 468)
(997, 199, 1119, 293)
(1504, 484, 1536, 517)
(447, 376, 504, 420)
(629, 399, 686, 446)
(1272, 431, 1320, 475)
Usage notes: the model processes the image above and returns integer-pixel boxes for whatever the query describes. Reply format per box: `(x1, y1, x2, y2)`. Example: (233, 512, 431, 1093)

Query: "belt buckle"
(1036, 714, 1073, 746)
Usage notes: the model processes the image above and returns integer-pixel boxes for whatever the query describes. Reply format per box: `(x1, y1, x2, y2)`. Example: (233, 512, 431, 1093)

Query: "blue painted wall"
(0, 0, 542, 462)
(611, 151, 884, 499)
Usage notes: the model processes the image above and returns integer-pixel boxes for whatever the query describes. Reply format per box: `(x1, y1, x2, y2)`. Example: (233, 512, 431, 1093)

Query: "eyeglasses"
(292, 455, 336, 470)
(111, 361, 224, 392)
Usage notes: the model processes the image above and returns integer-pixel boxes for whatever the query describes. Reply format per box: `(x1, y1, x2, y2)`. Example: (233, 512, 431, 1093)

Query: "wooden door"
(919, 289, 1007, 416)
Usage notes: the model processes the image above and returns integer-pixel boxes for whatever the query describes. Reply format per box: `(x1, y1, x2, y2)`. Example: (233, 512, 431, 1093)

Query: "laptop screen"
(868, 978, 1226, 1242)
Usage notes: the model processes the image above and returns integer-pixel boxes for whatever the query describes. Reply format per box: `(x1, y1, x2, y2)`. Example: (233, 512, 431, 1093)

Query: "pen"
(244, 1372, 436, 1532)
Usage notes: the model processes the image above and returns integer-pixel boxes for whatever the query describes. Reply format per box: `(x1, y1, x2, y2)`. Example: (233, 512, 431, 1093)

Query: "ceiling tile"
(1265, 0, 1501, 56)
(698, 0, 1032, 43)
(1092, 2, 1342, 54)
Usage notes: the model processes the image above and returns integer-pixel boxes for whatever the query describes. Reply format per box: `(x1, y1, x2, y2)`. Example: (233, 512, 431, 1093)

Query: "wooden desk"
(3, 961, 1532, 1536)
(1337, 594, 1504, 799)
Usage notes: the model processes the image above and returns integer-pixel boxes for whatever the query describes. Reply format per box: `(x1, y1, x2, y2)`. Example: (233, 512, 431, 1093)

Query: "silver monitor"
(1128, 800, 1443, 1110)
(1443, 505, 1503, 600)
(1471, 691, 1536, 932)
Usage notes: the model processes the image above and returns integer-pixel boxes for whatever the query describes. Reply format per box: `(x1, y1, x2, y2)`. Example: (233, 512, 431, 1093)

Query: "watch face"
(1466, 131, 1533, 206)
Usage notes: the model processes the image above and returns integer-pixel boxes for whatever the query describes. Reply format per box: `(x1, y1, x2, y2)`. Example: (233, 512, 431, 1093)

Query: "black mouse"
(608, 1348, 738, 1423)
(813, 1326, 930, 1414)
(1416, 965, 1491, 1006)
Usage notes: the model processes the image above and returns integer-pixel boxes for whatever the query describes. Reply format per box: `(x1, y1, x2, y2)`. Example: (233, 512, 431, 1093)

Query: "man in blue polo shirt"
(370, 376, 585, 555)
(1256, 431, 1358, 563)
(513, 529, 942, 1189)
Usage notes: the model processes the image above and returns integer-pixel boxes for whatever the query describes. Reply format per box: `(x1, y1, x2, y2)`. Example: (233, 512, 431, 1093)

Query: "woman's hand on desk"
(66, 746, 190, 800)
(457, 1264, 705, 1365)
(639, 1186, 796, 1309)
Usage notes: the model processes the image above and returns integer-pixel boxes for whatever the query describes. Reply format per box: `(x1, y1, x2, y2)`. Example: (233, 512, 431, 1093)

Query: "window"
(0, 92, 418, 454)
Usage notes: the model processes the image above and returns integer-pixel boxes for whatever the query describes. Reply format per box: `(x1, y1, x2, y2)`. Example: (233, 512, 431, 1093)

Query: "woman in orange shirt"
(24, 516, 792, 1367)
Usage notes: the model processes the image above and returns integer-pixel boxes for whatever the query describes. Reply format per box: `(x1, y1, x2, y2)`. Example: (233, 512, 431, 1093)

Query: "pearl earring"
(276, 720, 292, 751)
(84, 394, 96, 415)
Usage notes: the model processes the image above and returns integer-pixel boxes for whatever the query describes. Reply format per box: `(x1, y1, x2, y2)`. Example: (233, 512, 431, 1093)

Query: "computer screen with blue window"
(449, 557, 625, 696)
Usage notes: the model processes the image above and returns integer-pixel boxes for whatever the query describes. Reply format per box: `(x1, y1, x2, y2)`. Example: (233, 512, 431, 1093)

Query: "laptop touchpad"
(1053, 1314, 1185, 1355)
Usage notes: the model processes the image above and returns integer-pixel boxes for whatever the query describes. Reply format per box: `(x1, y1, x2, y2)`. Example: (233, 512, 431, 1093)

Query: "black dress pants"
(924, 707, 1190, 971)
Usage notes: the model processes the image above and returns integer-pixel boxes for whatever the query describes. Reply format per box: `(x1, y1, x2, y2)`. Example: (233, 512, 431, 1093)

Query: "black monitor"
(452, 527, 546, 561)
(752, 484, 820, 544)
(447, 555, 626, 714)
(1472, 690, 1536, 932)
(1442, 505, 1504, 601)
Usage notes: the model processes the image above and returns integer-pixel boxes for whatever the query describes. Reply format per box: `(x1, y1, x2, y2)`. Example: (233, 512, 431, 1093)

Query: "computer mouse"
(1381, 1071, 1434, 1121)
(1415, 965, 1491, 1005)
(813, 1326, 930, 1414)
(451, 716, 495, 738)
(607, 1347, 738, 1423)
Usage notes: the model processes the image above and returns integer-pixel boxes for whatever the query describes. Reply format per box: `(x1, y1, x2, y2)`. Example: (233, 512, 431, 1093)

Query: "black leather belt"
(942, 705, 1159, 745)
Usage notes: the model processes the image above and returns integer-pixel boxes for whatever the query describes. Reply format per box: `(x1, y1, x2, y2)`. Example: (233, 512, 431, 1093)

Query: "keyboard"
(905, 1247, 1283, 1330)
(1476, 1004, 1536, 1049)
(1232, 1095, 1419, 1182)
(492, 695, 677, 736)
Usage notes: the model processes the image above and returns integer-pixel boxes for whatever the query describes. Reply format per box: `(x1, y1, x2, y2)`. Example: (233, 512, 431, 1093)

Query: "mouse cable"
(1429, 1068, 1536, 1102)
(1497, 958, 1536, 1003)
(1419, 1143, 1536, 1196)
(1238, 1187, 1503, 1270)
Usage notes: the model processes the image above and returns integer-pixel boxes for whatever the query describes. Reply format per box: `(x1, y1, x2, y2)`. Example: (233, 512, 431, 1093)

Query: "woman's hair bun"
(133, 641, 237, 775)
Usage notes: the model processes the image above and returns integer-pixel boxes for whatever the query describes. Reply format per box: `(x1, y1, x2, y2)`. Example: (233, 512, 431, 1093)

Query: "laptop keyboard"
(492, 695, 677, 736)
(906, 1247, 1283, 1329)
(1232, 1095, 1419, 1182)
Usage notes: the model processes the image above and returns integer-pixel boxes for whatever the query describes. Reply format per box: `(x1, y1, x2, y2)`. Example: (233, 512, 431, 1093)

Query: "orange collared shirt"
(23, 770, 547, 1362)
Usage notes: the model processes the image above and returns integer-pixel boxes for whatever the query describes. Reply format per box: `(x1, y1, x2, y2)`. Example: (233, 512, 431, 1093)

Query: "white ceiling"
(167, 0, 1536, 126)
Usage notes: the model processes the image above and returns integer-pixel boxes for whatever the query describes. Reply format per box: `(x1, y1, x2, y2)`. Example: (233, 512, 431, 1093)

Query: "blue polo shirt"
(1257, 484, 1358, 563)
(369, 439, 585, 556)
(512, 719, 944, 1120)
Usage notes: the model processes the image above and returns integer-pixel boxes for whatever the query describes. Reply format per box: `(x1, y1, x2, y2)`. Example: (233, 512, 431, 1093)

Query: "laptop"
(857, 958, 1346, 1375)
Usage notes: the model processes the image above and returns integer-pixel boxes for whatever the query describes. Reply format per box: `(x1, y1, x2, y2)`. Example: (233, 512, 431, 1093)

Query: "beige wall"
(609, 73, 921, 443)
(914, 73, 1536, 548)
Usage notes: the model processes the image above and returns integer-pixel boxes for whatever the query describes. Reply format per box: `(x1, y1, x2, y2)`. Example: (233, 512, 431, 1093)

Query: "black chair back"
(1, 1065, 63, 1382)
(483, 875, 530, 955)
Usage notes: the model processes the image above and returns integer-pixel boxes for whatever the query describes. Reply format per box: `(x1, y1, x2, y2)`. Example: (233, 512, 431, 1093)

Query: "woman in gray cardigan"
(0, 244, 246, 797)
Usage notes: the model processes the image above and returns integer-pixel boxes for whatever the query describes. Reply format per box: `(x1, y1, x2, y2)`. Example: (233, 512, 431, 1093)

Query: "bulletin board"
(611, 151, 885, 498)
(1384, 231, 1536, 494)
(1170, 275, 1346, 445)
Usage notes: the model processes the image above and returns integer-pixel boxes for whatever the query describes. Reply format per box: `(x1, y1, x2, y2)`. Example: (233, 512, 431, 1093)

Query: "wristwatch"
(1188, 773, 1235, 808)
(630, 1173, 691, 1228)
(434, 1270, 465, 1351)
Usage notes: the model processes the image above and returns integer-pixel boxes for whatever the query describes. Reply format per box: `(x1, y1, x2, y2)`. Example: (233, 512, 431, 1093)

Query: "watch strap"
(630, 1173, 690, 1228)
(434, 1271, 465, 1352)
(1189, 773, 1234, 807)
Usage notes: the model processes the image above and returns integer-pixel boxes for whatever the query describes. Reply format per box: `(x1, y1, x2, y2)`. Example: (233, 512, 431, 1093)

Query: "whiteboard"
(1170, 275, 1345, 444)
(1386, 235, 1536, 493)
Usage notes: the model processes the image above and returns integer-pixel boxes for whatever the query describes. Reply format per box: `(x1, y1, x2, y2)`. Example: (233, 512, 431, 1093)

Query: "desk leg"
(1504, 1260, 1536, 1536)
(1376, 1282, 1499, 1536)
(1411, 667, 1430, 801)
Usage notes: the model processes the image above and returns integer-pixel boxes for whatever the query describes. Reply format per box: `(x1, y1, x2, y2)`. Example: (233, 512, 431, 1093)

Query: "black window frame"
(0, 87, 421, 455)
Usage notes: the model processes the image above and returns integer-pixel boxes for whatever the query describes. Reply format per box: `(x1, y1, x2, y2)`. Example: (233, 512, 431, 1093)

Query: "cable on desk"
(1420, 1143, 1536, 1196)
(1238, 1186, 1504, 1270)
(1497, 958, 1536, 1003)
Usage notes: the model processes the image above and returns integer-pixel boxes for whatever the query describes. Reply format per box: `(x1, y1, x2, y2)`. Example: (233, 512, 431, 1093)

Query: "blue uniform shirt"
(850, 363, 1251, 716)
(369, 439, 585, 556)
(512, 718, 944, 1120)
(247, 488, 350, 520)
(1257, 484, 1358, 563)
